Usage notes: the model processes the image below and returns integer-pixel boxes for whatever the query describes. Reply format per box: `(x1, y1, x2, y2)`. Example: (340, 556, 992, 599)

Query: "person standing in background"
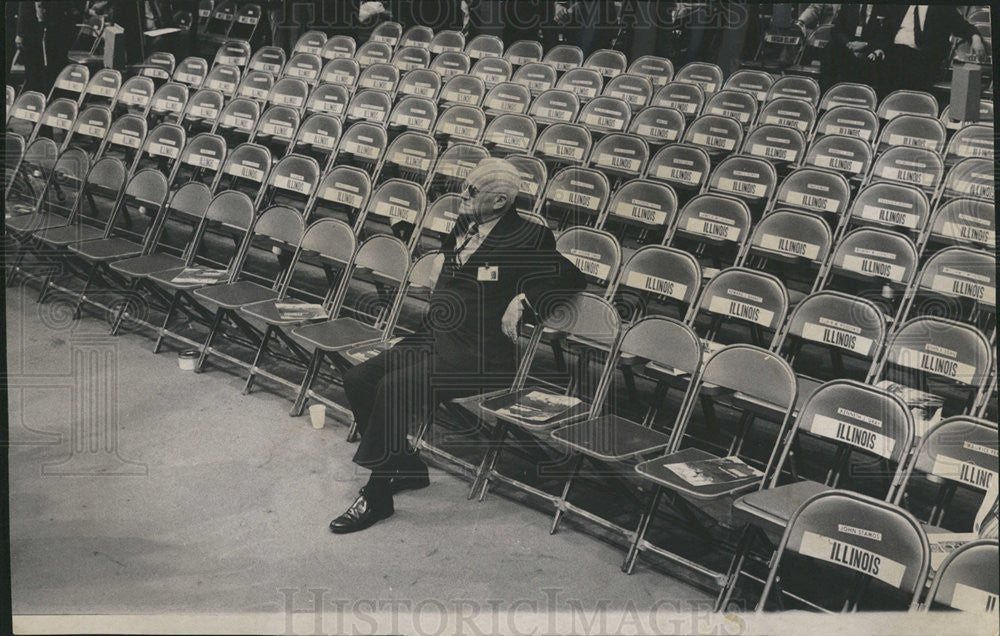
(821, 3, 890, 91)
(15, 2, 46, 92)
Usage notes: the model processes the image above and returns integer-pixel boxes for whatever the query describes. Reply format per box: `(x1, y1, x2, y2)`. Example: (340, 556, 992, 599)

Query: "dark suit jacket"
(383, 0, 465, 32)
(424, 210, 587, 374)
(830, 3, 895, 52)
(882, 5, 981, 62)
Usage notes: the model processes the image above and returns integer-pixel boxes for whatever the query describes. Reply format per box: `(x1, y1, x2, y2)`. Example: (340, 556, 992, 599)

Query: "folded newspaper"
(873, 380, 944, 438)
(170, 267, 229, 284)
(663, 455, 764, 487)
(274, 301, 329, 321)
(493, 391, 583, 423)
(344, 337, 405, 364)
(926, 531, 978, 570)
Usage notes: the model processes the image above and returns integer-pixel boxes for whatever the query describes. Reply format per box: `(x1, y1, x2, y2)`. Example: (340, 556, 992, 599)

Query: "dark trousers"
(343, 336, 513, 472)
(880, 44, 937, 94)
(822, 42, 879, 91)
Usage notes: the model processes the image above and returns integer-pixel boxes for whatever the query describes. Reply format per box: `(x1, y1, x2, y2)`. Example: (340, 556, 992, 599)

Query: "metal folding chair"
(878, 90, 939, 122)
(483, 113, 537, 157)
(172, 57, 209, 90)
(305, 83, 348, 120)
(507, 154, 548, 217)
(7, 91, 47, 140)
(431, 30, 466, 56)
(251, 105, 300, 160)
(203, 64, 241, 100)
(465, 34, 504, 61)
(308, 165, 371, 230)
(628, 55, 674, 89)
(609, 245, 701, 323)
(400, 24, 434, 50)
(355, 40, 393, 69)
(138, 52, 176, 85)
(30, 98, 79, 149)
(439, 73, 485, 107)
(357, 63, 400, 95)
(293, 30, 327, 56)
(674, 61, 724, 96)
(344, 89, 392, 128)
(257, 154, 321, 215)
(644, 143, 710, 207)
(80, 69, 122, 110)
(922, 539, 998, 611)
(248, 46, 287, 77)
(741, 124, 805, 177)
(597, 178, 675, 250)
(503, 40, 542, 67)
(682, 114, 743, 164)
(429, 51, 472, 80)
(704, 89, 758, 129)
(169, 132, 226, 192)
(627, 105, 686, 148)
(767, 166, 850, 229)
(334, 121, 388, 175)
(369, 21, 403, 47)
(424, 142, 489, 200)
(376, 131, 439, 186)
(180, 89, 224, 137)
(723, 70, 775, 105)
(756, 96, 816, 136)
(132, 122, 186, 181)
(543, 45, 584, 74)
(282, 52, 323, 85)
(875, 114, 947, 155)
(803, 133, 873, 183)
(896, 247, 996, 339)
(738, 209, 831, 306)
(482, 82, 531, 119)
(536, 166, 610, 230)
(921, 197, 994, 256)
(432, 104, 485, 147)
(146, 82, 189, 129)
(62, 105, 112, 158)
(512, 62, 557, 97)
(321, 35, 357, 62)
(937, 157, 993, 206)
(211, 142, 271, 202)
(706, 154, 777, 219)
(819, 82, 878, 113)
(764, 75, 821, 109)
(48, 64, 90, 104)
(213, 39, 252, 69)
(235, 69, 275, 104)
(556, 68, 604, 105)
(556, 226, 622, 297)
(387, 96, 438, 136)
(943, 123, 993, 166)
(665, 192, 751, 281)
(358, 178, 427, 250)
(837, 182, 931, 243)
(96, 114, 147, 173)
(319, 57, 360, 92)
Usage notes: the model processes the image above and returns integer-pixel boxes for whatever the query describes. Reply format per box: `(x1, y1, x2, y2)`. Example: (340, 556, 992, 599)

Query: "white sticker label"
(624, 271, 688, 300)
(709, 106, 751, 123)
(301, 132, 336, 148)
(798, 531, 906, 587)
(583, 113, 624, 129)
(553, 189, 600, 210)
(954, 180, 994, 200)
(154, 98, 184, 113)
(222, 114, 255, 130)
(800, 322, 874, 355)
(614, 201, 666, 225)
(541, 142, 585, 161)
(242, 87, 269, 101)
(90, 85, 118, 98)
(930, 456, 996, 491)
(147, 142, 180, 159)
(888, 134, 932, 149)
(569, 254, 611, 280)
(718, 177, 766, 198)
(207, 79, 236, 93)
(439, 122, 479, 138)
(374, 200, 418, 223)
(226, 163, 265, 181)
(189, 105, 219, 120)
(111, 132, 142, 149)
(660, 99, 698, 114)
(489, 130, 531, 149)
(841, 255, 906, 282)
(258, 121, 294, 138)
(691, 132, 736, 150)
(930, 275, 995, 305)
(939, 222, 994, 247)
(322, 186, 362, 208)
(656, 165, 703, 185)
(175, 72, 201, 85)
(860, 204, 919, 229)
(785, 191, 839, 212)
(758, 233, 820, 260)
(275, 174, 312, 195)
(707, 295, 775, 326)
(951, 583, 999, 613)
(57, 79, 85, 92)
(685, 217, 739, 241)
(636, 124, 678, 141)
(275, 94, 304, 108)
(881, 166, 934, 187)
(815, 155, 863, 173)
(810, 414, 896, 458)
(895, 347, 977, 382)
(188, 154, 220, 170)
(597, 154, 642, 172)
(341, 140, 380, 159)
(286, 65, 316, 80)
(751, 143, 798, 162)
(13, 107, 41, 122)
(76, 123, 107, 138)
(824, 124, 873, 140)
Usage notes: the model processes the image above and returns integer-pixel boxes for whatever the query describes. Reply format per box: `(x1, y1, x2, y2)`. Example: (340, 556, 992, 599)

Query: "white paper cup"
(309, 404, 326, 429)
(178, 350, 198, 371)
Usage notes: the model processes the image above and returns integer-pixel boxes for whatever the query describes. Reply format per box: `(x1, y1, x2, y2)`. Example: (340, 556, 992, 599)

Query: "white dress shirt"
(894, 5, 928, 49)
(455, 216, 502, 266)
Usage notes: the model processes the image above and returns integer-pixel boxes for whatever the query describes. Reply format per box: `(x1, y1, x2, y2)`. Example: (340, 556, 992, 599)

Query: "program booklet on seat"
(663, 455, 763, 486)
(491, 390, 583, 423)
(170, 267, 230, 284)
(275, 301, 329, 321)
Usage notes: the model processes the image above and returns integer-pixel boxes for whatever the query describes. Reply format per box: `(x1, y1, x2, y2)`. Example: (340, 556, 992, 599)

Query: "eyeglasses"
(460, 184, 480, 201)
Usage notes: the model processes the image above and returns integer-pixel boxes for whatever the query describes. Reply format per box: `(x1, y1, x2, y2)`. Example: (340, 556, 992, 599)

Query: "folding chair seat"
(370, 21, 403, 47)
(813, 105, 879, 144)
(266, 77, 309, 112)
(282, 52, 323, 85)
(396, 68, 442, 102)
(556, 226, 622, 297)
(738, 210, 832, 306)
(764, 76, 820, 109)
(674, 62, 724, 98)
(752, 491, 929, 611)
(921, 198, 994, 255)
(168, 133, 226, 192)
(533, 122, 592, 175)
(536, 166, 610, 230)
(463, 292, 623, 502)
(556, 68, 604, 105)
(482, 82, 531, 119)
(866, 147, 944, 199)
(507, 154, 548, 217)
(30, 99, 79, 149)
(627, 55, 673, 90)
(257, 154, 321, 215)
(511, 62, 557, 97)
(387, 96, 437, 135)
(3, 133, 27, 200)
(357, 63, 400, 95)
(376, 131, 438, 186)
(742, 124, 805, 176)
(878, 90, 939, 122)
(212, 142, 271, 201)
(203, 64, 241, 100)
(334, 121, 388, 174)
(432, 104, 486, 147)
(213, 39, 252, 69)
(482, 113, 537, 157)
(190, 205, 307, 374)
(321, 35, 357, 62)
(937, 157, 993, 205)
(666, 193, 751, 280)
(923, 539, 999, 612)
(203, 0, 236, 42)
(97, 114, 147, 172)
(804, 134, 873, 183)
(308, 165, 372, 229)
(943, 123, 993, 165)
(194, 1, 214, 36)
(624, 345, 797, 576)
(180, 89, 224, 136)
(288, 234, 412, 418)
(706, 154, 777, 219)
(503, 40, 542, 67)
(819, 82, 878, 113)
(839, 182, 931, 242)
(172, 57, 209, 90)
(939, 100, 992, 132)
(644, 143, 710, 207)
(603, 74, 653, 113)
(756, 97, 816, 136)
(235, 69, 275, 103)
(430, 30, 466, 56)
(583, 49, 627, 80)
(527, 89, 579, 127)
(587, 133, 649, 186)
(438, 74, 486, 107)
(577, 96, 631, 138)
(424, 142, 489, 200)
(250, 105, 299, 159)
(609, 245, 701, 322)
(627, 105, 686, 148)
(429, 51, 472, 80)
(138, 52, 176, 85)
(598, 178, 676, 250)
(768, 166, 850, 228)
(293, 30, 327, 56)
(5, 144, 85, 237)
(704, 90, 758, 132)
(682, 114, 743, 163)
(303, 84, 348, 121)
(65, 15, 105, 67)
(80, 69, 122, 110)
(543, 45, 584, 74)
(722, 70, 775, 105)
(465, 34, 504, 61)
(147, 82, 189, 128)
(48, 64, 90, 104)
(291, 113, 341, 170)
(897, 247, 996, 339)
(358, 178, 427, 248)
(7, 91, 46, 140)
(133, 122, 186, 177)
(470, 57, 512, 90)
(817, 227, 919, 322)
(875, 115, 947, 155)
(248, 46, 287, 77)
(355, 41, 393, 69)
(62, 105, 112, 158)
(319, 58, 360, 92)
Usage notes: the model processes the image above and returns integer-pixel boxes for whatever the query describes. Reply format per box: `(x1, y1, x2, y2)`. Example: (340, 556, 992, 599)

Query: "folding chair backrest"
(431, 29, 466, 55)
(868, 146, 944, 195)
(760, 491, 929, 611)
(173, 56, 208, 90)
(674, 61, 723, 96)
(924, 540, 999, 612)
(804, 134, 873, 180)
(7, 91, 46, 139)
(878, 90, 939, 121)
(203, 64, 241, 99)
(73, 157, 127, 230)
(744, 209, 832, 272)
(939, 100, 992, 131)
(214, 97, 260, 149)
(293, 30, 327, 56)
(772, 166, 851, 220)
(465, 34, 503, 60)
(723, 69, 775, 103)
(908, 246, 996, 320)
(707, 154, 777, 211)
(845, 182, 931, 238)
(388, 96, 437, 133)
(779, 290, 886, 369)
(136, 122, 185, 175)
(379, 130, 438, 184)
(148, 82, 189, 123)
(765, 75, 820, 108)
(284, 218, 356, 309)
(33, 98, 78, 147)
(205, 0, 235, 37)
(193, 190, 256, 271)
(603, 74, 653, 112)
(614, 315, 701, 395)
(693, 267, 789, 344)
(345, 89, 392, 127)
(320, 57, 360, 90)
(507, 154, 548, 215)
(538, 166, 610, 227)
(628, 55, 673, 88)
(249, 46, 287, 76)
(140, 52, 176, 83)
(757, 97, 816, 135)
(267, 77, 309, 111)
(700, 344, 796, 413)
(236, 70, 275, 102)
(556, 68, 605, 103)
(149, 181, 214, 260)
(823, 227, 918, 292)
(304, 83, 348, 120)
(555, 226, 622, 292)
(400, 24, 434, 50)
(82, 69, 122, 109)
(259, 153, 320, 213)
(877, 115, 947, 156)
(924, 198, 995, 252)
(50, 64, 89, 103)
(358, 63, 400, 94)
(337, 121, 388, 171)
(252, 105, 299, 157)
(669, 193, 751, 265)
(3, 132, 27, 195)
(533, 122, 592, 169)
(99, 114, 147, 168)
(283, 52, 323, 84)
(426, 142, 490, 196)
(528, 89, 579, 125)
(503, 40, 542, 67)
(214, 142, 271, 200)
(370, 21, 402, 47)
(704, 89, 758, 127)
(170, 132, 226, 189)
(65, 105, 112, 156)
(430, 51, 472, 79)
(292, 113, 341, 167)
(471, 57, 513, 89)
(577, 96, 631, 135)
(742, 124, 805, 169)
(440, 74, 486, 107)
(944, 123, 993, 164)
(814, 105, 880, 144)
(940, 157, 994, 203)
(33, 147, 91, 222)
(483, 113, 537, 155)
(322, 35, 357, 61)
(682, 114, 743, 158)
(588, 133, 649, 180)
(362, 178, 427, 243)
(612, 245, 701, 321)
(356, 40, 393, 69)
(483, 82, 531, 116)
(819, 82, 878, 112)
(415, 193, 463, 249)
(214, 39, 252, 68)
(235, 205, 307, 286)
(182, 89, 224, 132)
(584, 49, 627, 79)
(107, 168, 170, 242)
(543, 45, 584, 73)
(397, 68, 442, 101)
(628, 106, 686, 146)
(645, 143, 711, 200)
(311, 165, 372, 228)
(512, 62, 557, 96)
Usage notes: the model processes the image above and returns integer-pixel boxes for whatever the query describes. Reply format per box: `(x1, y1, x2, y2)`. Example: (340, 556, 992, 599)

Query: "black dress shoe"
(390, 459, 430, 494)
(329, 488, 394, 534)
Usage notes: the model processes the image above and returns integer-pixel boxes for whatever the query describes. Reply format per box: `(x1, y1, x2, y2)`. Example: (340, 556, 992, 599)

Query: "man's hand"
(868, 49, 885, 61)
(14, 35, 23, 49)
(501, 295, 525, 341)
(359, 1, 386, 23)
(554, 2, 572, 24)
(970, 35, 987, 58)
(846, 41, 868, 53)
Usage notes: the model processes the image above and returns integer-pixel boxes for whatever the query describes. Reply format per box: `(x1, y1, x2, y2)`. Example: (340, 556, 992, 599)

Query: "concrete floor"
(6, 281, 711, 619)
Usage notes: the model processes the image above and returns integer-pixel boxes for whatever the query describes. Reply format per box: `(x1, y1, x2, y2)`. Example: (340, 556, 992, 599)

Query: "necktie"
(452, 221, 479, 267)
(912, 6, 923, 48)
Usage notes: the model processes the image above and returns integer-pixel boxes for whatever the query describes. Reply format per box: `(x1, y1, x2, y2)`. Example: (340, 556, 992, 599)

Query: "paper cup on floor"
(178, 350, 198, 371)
(309, 404, 326, 429)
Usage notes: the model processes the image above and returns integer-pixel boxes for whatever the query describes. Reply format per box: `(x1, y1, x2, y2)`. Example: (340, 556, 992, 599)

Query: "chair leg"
(469, 421, 507, 501)
(242, 324, 273, 395)
(153, 291, 181, 354)
(195, 309, 226, 373)
(71, 261, 98, 320)
(109, 278, 140, 336)
(715, 523, 755, 612)
(290, 348, 324, 417)
(622, 485, 663, 574)
(550, 453, 584, 535)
